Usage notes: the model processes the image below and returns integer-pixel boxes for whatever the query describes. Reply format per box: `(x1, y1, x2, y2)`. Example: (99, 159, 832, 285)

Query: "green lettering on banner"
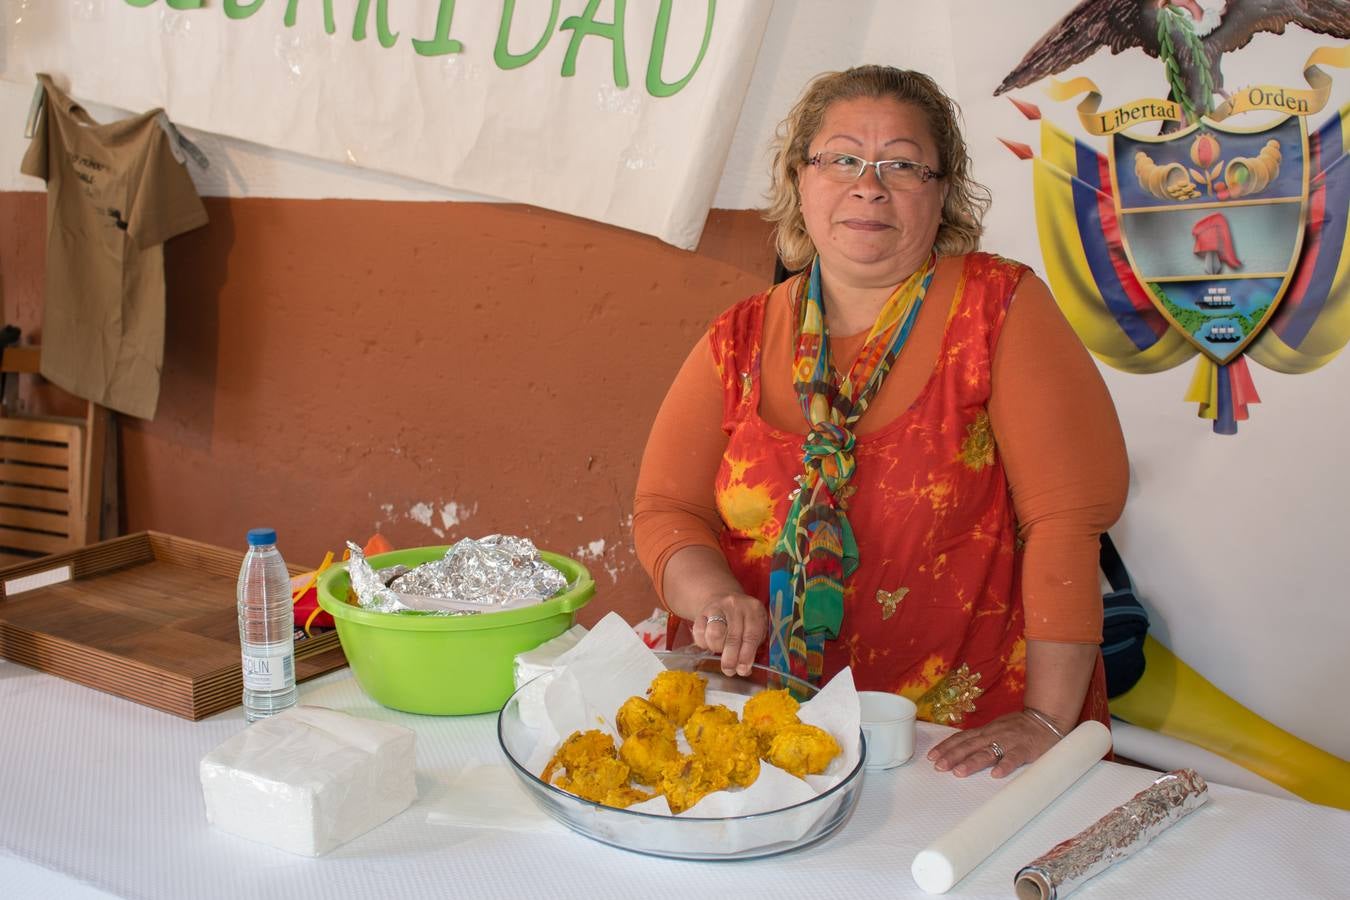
(495, 0, 559, 70)
(353, 0, 399, 48)
(124, 1, 206, 10)
(560, 0, 628, 88)
(413, 0, 465, 57)
(284, 0, 336, 34)
(126, 0, 718, 99)
(224, 0, 265, 19)
(646, 0, 714, 98)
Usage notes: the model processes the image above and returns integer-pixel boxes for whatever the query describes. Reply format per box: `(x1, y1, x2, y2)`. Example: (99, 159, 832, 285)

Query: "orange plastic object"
(293, 535, 398, 633)
(364, 534, 394, 556)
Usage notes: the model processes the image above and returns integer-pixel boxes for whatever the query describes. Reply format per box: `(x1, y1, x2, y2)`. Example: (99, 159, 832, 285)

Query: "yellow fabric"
(1031, 156, 1194, 373)
(1247, 102, 1350, 373)
(1112, 637, 1350, 809)
(1182, 357, 1219, 420)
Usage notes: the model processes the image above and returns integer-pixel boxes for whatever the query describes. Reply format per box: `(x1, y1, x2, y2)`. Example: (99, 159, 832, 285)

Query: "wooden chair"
(0, 346, 110, 566)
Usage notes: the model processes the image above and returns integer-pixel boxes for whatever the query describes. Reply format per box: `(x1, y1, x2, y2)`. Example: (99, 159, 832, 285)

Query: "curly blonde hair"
(766, 66, 990, 272)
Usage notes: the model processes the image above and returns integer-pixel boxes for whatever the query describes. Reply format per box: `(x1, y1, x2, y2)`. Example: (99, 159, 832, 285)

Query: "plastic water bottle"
(237, 527, 297, 722)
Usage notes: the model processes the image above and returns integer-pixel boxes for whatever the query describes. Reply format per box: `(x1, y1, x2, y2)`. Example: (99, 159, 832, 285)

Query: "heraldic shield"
(1109, 115, 1309, 364)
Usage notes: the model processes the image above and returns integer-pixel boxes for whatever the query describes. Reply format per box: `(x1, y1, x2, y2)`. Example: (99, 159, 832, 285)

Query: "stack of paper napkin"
(200, 706, 416, 856)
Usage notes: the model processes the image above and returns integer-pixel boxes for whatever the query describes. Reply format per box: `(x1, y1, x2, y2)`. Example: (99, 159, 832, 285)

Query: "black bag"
(1099, 533, 1149, 698)
(0, 324, 21, 410)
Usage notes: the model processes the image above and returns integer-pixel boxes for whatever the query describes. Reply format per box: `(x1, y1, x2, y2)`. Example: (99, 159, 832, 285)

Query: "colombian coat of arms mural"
(997, 0, 1350, 433)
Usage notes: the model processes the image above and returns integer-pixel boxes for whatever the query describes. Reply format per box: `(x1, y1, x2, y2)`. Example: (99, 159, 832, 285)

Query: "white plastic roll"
(911, 720, 1112, 894)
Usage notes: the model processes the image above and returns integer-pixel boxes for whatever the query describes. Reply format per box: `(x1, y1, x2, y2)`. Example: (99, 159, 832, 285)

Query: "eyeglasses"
(807, 151, 944, 190)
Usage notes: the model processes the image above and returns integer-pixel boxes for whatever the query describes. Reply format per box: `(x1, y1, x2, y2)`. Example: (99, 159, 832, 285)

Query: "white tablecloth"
(1, 660, 1346, 899)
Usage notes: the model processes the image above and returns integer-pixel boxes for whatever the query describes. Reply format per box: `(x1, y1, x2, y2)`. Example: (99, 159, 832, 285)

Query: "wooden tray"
(0, 531, 347, 719)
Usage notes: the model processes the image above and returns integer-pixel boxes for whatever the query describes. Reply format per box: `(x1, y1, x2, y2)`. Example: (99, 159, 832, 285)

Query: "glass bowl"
(496, 652, 866, 860)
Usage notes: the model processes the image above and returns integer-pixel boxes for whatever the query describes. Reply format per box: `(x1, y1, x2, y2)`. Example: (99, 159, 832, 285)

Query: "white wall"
(947, 7, 1350, 762)
(2, 1, 1346, 760)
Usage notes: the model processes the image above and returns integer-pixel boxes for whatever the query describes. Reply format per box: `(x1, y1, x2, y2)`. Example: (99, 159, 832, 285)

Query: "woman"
(634, 66, 1127, 777)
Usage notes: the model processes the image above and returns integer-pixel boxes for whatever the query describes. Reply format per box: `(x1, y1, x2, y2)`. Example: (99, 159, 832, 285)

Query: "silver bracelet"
(1023, 706, 1068, 740)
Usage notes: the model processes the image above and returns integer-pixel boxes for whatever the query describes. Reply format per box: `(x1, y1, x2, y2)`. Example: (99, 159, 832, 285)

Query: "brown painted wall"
(0, 192, 776, 627)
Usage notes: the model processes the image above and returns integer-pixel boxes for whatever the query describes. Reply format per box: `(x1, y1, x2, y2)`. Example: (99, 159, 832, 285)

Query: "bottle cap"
(246, 527, 278, 546)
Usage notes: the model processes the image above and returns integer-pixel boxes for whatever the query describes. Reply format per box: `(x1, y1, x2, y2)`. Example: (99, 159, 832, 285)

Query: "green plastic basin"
(316, 546, 594, 715)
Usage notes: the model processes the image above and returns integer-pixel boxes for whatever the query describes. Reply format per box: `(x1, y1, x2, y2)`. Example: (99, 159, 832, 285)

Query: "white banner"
(0, 0, 772, 249)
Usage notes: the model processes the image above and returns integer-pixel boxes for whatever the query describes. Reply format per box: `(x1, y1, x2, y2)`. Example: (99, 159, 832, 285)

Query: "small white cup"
(859, 691, 918, 769)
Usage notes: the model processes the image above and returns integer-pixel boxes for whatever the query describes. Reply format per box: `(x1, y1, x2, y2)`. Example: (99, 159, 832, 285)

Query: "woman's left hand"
(926, 710, 1063, 778)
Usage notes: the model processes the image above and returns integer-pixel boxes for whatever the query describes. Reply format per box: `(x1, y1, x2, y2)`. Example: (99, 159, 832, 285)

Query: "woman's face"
(796, 96, 946, 287)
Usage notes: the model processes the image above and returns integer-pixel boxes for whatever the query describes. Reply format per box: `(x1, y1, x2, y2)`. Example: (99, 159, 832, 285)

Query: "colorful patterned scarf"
(768, 254, 937, 684)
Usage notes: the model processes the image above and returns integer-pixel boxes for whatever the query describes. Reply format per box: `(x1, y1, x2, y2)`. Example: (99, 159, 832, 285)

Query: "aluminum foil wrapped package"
(344, 544, 406, 614)
(346, 536, 568, 616)
(1014, 769, 1209, 900)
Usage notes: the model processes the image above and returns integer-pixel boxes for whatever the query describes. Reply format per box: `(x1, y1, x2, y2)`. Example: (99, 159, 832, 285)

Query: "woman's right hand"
(690, 593, 769, 678)
(660, 546, 769, 678)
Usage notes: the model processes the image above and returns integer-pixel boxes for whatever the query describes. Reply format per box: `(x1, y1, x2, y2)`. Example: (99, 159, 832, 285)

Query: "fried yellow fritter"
(691, 720, 761, 788)
(543, 684, 838, 813)
(602, 784, 656, 809)
(541, 729, 617, 785)
(742, 688, 800, 751)
(764, 723, 841, 778)
(658, 754, 731, 815)
(646, 670, 707, 727)
(615, 695, 674, 740)
(619, 728, 682, 786)
(555, 755, 633, 805)
(684, 703, 738, 750)
(544, 729, 656, 809)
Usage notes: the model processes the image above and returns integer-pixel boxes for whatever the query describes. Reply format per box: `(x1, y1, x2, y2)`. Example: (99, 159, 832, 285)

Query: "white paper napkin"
(513, 624, 589, 690)
(425, 764, 568, 835)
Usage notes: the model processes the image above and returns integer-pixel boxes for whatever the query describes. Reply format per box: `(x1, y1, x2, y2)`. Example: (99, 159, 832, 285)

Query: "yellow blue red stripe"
(1250, 104, 1350, 374)
(1033, 120, 1193, 373)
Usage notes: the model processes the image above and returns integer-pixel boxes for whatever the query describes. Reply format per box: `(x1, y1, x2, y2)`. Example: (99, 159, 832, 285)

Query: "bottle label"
(241, 642, 295, 692)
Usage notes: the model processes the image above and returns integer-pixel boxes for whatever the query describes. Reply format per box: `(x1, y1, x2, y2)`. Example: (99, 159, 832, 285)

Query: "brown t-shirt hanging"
(21, 74, 208, 420)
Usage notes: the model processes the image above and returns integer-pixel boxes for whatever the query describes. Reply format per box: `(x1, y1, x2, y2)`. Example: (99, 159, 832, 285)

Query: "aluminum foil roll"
(1014, 769, 1208, 900)
(346, 536, 568, 615)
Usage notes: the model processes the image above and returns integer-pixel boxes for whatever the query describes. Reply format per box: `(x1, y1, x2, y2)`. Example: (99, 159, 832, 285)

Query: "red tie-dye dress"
(710, 253, 1108, 729)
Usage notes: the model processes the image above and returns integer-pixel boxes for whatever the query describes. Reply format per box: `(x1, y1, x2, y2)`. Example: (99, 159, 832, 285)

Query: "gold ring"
(989, 740, 1006, 763)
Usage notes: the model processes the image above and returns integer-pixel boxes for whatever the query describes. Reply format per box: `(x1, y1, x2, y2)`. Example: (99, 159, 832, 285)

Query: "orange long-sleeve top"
(634, 255, 1128, 644)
